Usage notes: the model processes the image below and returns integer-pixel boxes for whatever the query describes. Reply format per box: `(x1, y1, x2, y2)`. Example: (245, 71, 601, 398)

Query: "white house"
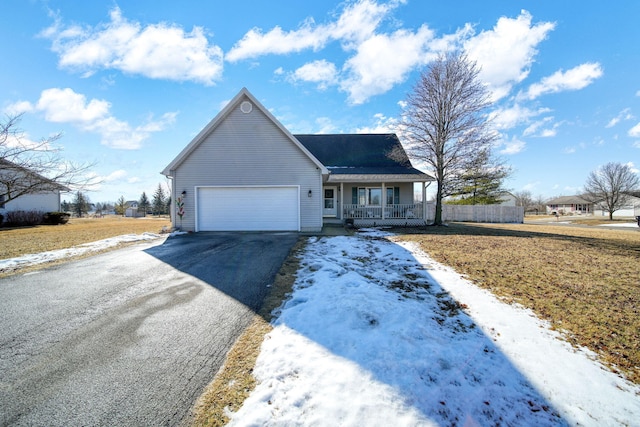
(0, 159, 68, 220)
(161, 88, 435, 232)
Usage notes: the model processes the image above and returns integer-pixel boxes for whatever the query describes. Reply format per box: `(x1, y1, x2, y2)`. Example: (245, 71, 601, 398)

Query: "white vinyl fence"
(425, 203, 524, 224)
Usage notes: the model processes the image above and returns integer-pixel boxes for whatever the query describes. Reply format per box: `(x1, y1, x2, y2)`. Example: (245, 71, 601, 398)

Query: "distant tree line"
(61, 183, 171, 217)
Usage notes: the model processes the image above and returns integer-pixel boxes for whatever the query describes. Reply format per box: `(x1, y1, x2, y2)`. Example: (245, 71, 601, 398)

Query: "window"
(355, 187, 398, 205)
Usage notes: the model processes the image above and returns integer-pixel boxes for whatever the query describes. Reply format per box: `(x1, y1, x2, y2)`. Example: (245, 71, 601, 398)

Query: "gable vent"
(240, 101, 253, 114)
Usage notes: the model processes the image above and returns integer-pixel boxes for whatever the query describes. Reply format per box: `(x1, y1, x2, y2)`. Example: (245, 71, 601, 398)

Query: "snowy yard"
(227, 229, 640, 426)
(3, 229, 638, 425)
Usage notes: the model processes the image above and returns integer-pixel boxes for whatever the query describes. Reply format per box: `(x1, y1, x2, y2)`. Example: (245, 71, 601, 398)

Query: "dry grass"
(395, 223, 640, 383)
(0, 216, 171, 277)
(0, 215, 171, 260)
(190, 238, 306, 427)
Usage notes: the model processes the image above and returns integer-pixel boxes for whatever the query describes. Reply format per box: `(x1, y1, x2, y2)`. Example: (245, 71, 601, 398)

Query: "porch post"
(381, 182, 386, 219)
(422, 182, 426, 221)
(339, 182, 344, 219)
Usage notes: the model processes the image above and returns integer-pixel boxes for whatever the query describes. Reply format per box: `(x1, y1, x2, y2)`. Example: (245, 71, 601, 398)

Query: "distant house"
(547, 193, 640, 217)
(593, 192, 640, 217)
(124, 201, 145, 218)
(498, 192, 517, 206)
(546, 195, 592, 215)
(0, 159, 68, 220)
(161, 87, 434, 232)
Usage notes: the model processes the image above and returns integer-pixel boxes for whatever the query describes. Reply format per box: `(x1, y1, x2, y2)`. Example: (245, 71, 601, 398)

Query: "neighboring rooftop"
(546, 195, 591, 205)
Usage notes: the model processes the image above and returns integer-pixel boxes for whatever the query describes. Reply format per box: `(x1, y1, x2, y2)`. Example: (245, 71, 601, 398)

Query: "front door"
(323, 186, 337, 217)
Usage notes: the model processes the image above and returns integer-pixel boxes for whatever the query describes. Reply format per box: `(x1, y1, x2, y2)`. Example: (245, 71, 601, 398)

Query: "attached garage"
(196, 186, 300, 231)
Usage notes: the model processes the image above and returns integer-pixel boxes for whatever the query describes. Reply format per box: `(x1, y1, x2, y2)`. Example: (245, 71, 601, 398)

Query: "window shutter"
(352, 187, 358, 204)
(394, 187, 400, 205)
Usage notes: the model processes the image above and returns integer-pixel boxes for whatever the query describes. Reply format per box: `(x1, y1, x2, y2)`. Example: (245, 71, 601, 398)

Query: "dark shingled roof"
(294, 133, 427, 176)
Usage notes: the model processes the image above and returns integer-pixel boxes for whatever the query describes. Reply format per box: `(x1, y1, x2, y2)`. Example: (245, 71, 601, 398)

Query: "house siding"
(0, 192, 60, 214)
(171, 95, 322, 232)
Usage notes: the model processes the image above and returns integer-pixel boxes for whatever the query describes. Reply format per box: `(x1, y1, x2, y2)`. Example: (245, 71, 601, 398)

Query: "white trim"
(322, 185, 338, 217)
(194, 185, 300, 232)
(327, 174, 434, 182)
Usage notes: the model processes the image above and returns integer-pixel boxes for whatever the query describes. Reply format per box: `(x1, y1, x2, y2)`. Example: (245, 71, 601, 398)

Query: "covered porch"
(322, 180, 431, 227)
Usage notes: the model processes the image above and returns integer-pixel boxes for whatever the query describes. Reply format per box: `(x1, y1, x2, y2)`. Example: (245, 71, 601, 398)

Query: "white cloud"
(354, 112, 398, 134)
(42, 7, 223, 85)
(489, 104, 550, 130)
(18, 88, 176, 150)
(226, 0, 446, 104)
(291, 60, 338, 89)
(523, 116, 553, 136)
(606, 108, 634, 128)
(340, 25, 437, 104)
(315, 117, 337, 134)
(4, 100, 35, 116)
(226, 21, 329, 62)
(104, 169, 127, 182)
(464, 10, 555, 101)
(226, 0, 392, 62)
(629, 122, 640, 137)
(36, 88, 111, 124)
(523, 62, 603, 100)
(498, 135, 526, 155)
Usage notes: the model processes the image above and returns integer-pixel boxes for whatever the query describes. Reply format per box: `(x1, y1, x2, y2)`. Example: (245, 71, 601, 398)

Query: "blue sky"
(2, 0, 639, 204)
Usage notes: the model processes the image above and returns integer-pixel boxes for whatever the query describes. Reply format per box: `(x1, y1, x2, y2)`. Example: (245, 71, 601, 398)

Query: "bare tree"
(534, 194, 548, 215)
(583, 162, 640, 220)
(514, 190, 534, 212)
(1, 114, 98, 205)
(400, 52, 498, 225)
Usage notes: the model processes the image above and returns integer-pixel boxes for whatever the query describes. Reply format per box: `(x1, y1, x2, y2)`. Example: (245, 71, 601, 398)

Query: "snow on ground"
(0, 232, 165, 272)
(228, 229, 640, 427)
(599, 222, 638, 228)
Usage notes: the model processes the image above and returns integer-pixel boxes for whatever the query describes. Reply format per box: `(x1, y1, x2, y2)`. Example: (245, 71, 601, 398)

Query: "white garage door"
(197, 186, 299, 231)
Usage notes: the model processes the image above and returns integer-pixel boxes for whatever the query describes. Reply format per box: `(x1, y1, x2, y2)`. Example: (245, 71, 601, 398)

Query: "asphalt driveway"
(0, 232, 298, 426)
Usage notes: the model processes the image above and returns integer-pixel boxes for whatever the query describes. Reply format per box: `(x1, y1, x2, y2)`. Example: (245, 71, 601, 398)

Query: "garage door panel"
(197, 187, 299, 231)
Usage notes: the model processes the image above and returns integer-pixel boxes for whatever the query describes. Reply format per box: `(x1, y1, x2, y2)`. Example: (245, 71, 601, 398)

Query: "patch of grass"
(0, 216, 171, 259)
(0, 216, 171, 278)
(395, 223, 640, 383)
(190, 238, 307, 427)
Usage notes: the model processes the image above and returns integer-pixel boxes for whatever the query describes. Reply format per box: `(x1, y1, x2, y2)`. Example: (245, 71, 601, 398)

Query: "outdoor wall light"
(181, 190, 187, 196)
(308, 189, 312, 198)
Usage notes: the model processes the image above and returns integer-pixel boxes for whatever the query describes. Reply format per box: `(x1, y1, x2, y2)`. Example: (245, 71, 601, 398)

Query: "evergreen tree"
(447, 149, 510, 205)
(138, 192, 150, 217)
(115, 196, 126, 216)
(152, 184, 167, 215)
(72, 191, 90, 217)
(61, 200, 71, 212)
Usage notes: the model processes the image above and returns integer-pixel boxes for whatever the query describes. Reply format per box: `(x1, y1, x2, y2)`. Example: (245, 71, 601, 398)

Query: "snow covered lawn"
(227, 229, 640, 426)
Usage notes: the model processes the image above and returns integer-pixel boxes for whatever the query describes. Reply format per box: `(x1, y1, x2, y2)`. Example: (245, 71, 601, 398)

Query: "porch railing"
(343, 204, 422, 219)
